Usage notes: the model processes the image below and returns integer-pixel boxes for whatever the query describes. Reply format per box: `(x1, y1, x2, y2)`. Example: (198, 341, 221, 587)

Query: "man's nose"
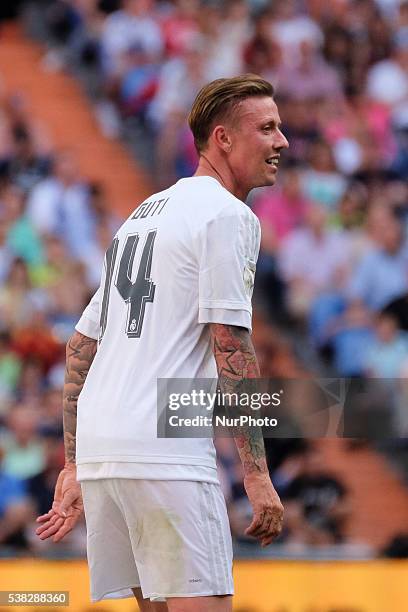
(276, 129, 289, 150)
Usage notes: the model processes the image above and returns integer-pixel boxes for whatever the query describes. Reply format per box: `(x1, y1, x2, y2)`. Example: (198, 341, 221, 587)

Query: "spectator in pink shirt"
(253, 166, 310, 253)
(252, 167, 311, 323)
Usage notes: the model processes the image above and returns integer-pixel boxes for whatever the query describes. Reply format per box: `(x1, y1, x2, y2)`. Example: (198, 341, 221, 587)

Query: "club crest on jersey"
(130, 319, 137, 332)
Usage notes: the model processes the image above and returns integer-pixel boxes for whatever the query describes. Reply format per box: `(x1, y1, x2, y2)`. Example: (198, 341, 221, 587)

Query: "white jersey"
(75, 176, 260, 482)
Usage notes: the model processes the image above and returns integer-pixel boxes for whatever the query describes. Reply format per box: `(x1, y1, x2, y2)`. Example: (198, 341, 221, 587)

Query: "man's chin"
(263, 174, 277, 187)
(249, 173, 277, 192)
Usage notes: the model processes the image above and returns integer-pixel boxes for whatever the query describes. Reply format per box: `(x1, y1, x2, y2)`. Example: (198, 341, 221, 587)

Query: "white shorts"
(81, 479, 234, 602)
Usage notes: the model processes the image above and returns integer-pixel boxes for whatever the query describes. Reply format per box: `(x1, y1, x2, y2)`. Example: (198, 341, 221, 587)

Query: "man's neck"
(194, 155, 248, 201)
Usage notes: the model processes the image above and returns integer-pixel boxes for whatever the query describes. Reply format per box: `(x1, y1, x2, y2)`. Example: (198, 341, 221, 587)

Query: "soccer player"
(36, 74, 289, 612)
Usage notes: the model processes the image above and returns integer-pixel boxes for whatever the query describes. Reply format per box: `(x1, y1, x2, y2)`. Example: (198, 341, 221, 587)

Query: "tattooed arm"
(210, 323, 283, 546)
(63, 331, 98, 465)
(36, 331, 97, 542)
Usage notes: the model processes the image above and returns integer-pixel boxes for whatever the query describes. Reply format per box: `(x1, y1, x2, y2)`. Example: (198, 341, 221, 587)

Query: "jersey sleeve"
(197, 208, 260, 332)
(75, 287, 101, 340)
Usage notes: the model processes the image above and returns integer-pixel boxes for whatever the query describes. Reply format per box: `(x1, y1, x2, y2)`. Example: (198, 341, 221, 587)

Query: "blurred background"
(0, 0, 407, 610)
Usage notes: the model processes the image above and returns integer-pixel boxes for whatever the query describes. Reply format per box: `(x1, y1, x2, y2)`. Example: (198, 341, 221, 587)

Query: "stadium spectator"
(0, 446, 32, 549)
(0, 217, 13, 284)
(243, 8, 283, 81)
(100, 0, 163, 79)
(15, 359, 45, 405)
(46, 263, 92, 341)
(118, 43, 160, 120)
(149, 36, 206, 185)
(300, 140, 347, 210)
(363, 310, 408, 377)
(278, 204, 351, 319)
(270, 0, 323, 67)
(0, 332, 21, 410)
(253, 166, 311, 248)
(252, 166, 310, 321)
(347, 211, 408, 310)
(87, 182, 121, 234)
(30, 234, 74, 289)
(1, 183, 44, 266)
(366, 33, 408, 110)
(0, 258, 49, 332)
(11, 310, 62, 376)
(280, 446, 351, 546)
(1, 405, 46, 480)
(27, 435, 64, 518)
(324, 302, 374, 376)
(160, 0, 200, 58)
(26, 149, 96, 263)
(200, 0, 249, 79)
(39, 386, 64, 438)
(0, 92, 52, 161)
(276, 40, 342, 102)
(0, 126, 50, 194)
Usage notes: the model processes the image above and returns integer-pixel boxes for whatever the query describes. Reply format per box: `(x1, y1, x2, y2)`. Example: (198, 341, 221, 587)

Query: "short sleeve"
(75, 287, 101, 340)
(197, 208, 260, 332)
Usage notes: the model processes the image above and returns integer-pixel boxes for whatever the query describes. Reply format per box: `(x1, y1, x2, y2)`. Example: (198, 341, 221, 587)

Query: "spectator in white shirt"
(271, 0, 323, 67)
(101, 0, 163, 78)
(26, 150, 94, 263)
(278, 203, 351, 318)
(366, 34, 408, 109)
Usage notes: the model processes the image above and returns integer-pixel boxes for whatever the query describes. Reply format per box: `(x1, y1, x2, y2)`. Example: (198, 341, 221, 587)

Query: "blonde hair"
(188, 74, 274, 153)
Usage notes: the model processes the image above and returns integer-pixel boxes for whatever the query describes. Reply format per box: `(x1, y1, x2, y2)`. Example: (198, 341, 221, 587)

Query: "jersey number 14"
(99, 230, 157, 341)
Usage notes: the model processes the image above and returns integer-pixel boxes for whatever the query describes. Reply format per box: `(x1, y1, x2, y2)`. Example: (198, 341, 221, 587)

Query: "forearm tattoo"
(210, 324, 268, 476)
(63, 331, 97, 464)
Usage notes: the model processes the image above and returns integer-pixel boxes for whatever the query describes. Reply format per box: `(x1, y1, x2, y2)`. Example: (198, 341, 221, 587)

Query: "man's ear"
(212, 125, 232, 153)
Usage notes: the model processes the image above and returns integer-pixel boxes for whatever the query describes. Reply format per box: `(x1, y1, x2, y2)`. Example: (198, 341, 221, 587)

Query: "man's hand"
(244, 472, 284, 547)
(209, 323, 284, 547)
(35, 464, 83, 543)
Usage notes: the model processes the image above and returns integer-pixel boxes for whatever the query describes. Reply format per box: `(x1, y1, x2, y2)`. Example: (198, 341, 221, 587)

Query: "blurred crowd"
(32, 0, 408, 387)
(0, 88, 120, 554)
(0, 0, 407, 556)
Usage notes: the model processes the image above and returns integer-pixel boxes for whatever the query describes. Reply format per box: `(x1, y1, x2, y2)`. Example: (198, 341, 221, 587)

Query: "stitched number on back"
(116, 230, 156, 338)
(99, 230, 157, 341)
(99, 237, 119, 342)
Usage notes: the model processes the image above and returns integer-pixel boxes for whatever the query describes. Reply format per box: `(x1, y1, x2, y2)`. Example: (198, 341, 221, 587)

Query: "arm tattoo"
(210, 323, 268, 476)
(63, 331, 97, 465)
